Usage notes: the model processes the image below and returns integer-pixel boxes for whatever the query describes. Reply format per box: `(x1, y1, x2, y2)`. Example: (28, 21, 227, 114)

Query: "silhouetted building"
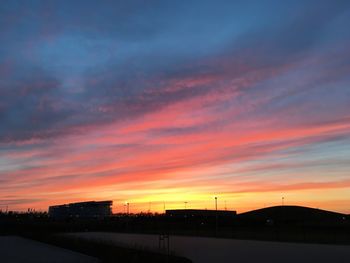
(166, 209, 236, 218)
(237, 205, 347, 225)
(49, 201, 112, 219)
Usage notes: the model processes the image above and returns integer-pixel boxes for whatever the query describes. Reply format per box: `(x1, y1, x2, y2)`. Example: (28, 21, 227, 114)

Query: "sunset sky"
(1, 0, 350, 214)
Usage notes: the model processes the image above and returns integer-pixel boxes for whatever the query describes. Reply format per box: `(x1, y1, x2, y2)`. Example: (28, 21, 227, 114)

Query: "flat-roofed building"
(49, 200, 112, 219)
(166, 209, 236, 218)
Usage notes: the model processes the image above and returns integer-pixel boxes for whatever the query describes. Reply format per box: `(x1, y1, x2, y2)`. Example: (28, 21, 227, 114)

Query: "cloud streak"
(0, 0, 350, 213)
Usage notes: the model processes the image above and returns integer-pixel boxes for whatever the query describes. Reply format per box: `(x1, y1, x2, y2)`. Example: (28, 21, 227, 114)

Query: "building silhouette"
(166, 209, 236, 218)
(49, 200, 112, 219)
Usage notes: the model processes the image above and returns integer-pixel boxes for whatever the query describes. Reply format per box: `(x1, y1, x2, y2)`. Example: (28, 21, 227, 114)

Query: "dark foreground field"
(23, 232, 190, 263)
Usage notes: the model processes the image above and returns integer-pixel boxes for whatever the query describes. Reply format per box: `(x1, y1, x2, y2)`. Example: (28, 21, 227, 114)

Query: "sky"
(0, 0, 350, 214)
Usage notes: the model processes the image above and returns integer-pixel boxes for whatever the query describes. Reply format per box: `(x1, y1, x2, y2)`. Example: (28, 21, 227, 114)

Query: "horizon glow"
(0, 0, 350, 214)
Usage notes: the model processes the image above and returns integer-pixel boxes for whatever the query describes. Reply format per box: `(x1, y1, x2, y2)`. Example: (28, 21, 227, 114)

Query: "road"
(67, 232, 350, 263)
(0, 236, 99, 263)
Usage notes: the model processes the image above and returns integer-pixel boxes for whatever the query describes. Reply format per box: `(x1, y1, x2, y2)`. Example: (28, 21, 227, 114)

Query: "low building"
(49, 200, 112, 219)
(166, 209, 236, 218)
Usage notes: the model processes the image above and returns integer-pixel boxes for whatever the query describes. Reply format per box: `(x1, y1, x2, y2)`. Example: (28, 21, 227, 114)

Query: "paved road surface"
(67, 232, 350, 263)
(0, 236, 99, 263)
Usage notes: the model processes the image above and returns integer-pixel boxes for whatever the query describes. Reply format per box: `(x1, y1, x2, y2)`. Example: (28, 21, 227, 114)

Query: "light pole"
(282, 197, 285, 206)
(125, 202, 129, 214)
(214, 196, 218, 236)
(184, 201, 188, 209)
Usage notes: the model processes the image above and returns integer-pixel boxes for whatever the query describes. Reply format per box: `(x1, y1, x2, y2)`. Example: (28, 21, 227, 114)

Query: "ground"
(67, 232, 350, 263)
(0, 236, 99, 263)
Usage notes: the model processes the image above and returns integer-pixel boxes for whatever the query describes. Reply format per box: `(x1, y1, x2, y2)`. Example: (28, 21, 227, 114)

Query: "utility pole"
(215, 196, 218, 237)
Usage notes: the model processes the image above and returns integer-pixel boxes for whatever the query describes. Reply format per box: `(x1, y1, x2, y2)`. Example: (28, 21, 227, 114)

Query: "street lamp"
(125, 202, 130, 214)
(184, 201, 188, 209)
(214, 196, 218, 236)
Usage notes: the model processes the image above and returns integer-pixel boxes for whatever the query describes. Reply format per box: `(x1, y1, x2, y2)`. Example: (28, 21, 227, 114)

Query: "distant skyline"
(0, 0, 350, 213)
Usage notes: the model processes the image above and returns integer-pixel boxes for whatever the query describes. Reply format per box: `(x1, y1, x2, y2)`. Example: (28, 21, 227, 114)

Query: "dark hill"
(238, 205, 347, 225)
